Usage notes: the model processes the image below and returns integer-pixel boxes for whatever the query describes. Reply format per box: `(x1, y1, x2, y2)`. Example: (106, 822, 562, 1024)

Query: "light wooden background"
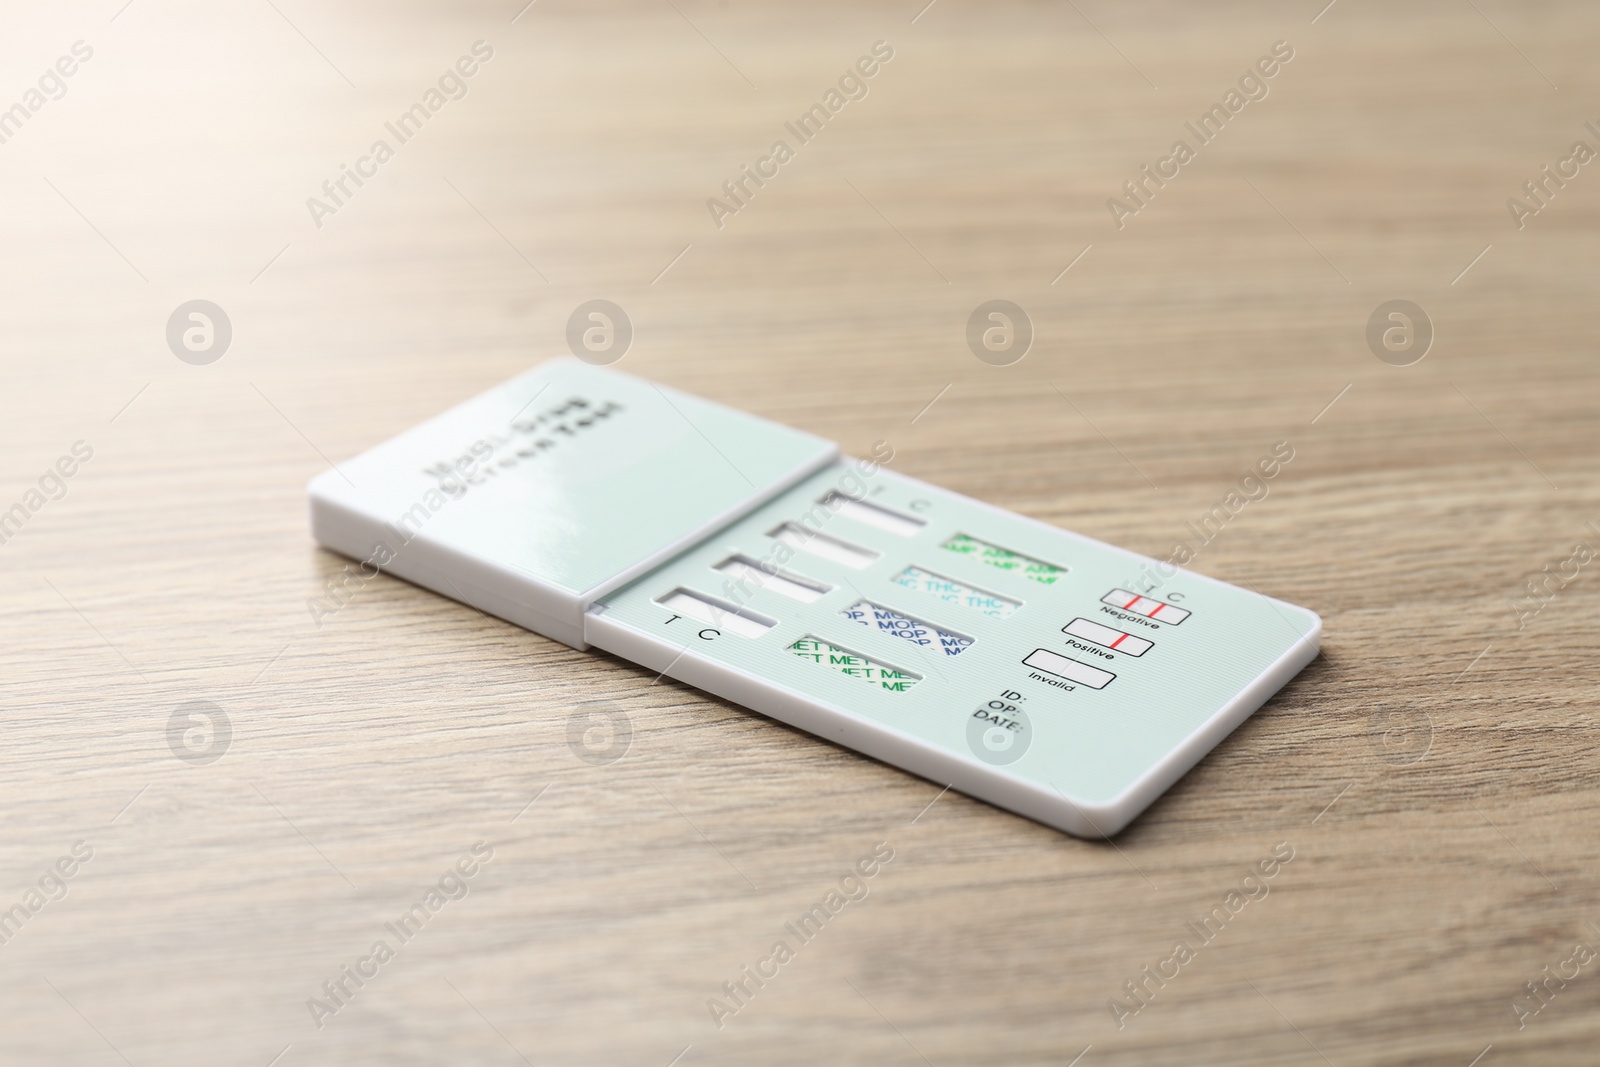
(4, 0, 1600, 1063)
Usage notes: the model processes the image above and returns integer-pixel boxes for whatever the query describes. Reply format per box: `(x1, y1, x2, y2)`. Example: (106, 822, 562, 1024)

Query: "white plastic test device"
(308, 359, 1320, 837)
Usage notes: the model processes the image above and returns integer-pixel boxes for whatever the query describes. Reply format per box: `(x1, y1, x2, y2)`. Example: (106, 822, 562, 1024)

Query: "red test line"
(1109, 632, 1129, 649)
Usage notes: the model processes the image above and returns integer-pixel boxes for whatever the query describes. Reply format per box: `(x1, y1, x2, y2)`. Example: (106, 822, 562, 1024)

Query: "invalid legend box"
(1023, 648, 1115, 689)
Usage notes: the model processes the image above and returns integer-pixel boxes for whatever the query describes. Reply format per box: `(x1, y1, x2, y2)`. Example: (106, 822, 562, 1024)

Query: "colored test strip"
(941, 533, 1065, 585)
(841, 600, 972, 657)
(891, 565, 1020, 619)
(1063, 617, 1152, 656)
(789, 636, 920, 691)
(1022, 648, 1115, 689)
(1101, 588, 1189, 625)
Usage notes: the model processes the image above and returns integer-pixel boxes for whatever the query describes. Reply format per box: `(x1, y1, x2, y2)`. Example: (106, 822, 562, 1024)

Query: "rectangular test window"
(819, 493, 926, 537)
(789, 636, 920, 691)
(841, 600, 972, 656)
(891, 565, 1021, 619)
(770, 523, 880, 570)
(941, 533, 1065, 585)
(714, 556, 830, 603)
(656, 589, 776, 638)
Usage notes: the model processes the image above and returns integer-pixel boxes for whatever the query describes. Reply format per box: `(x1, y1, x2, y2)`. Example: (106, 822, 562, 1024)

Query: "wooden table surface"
(5, 0, 1600, 1063)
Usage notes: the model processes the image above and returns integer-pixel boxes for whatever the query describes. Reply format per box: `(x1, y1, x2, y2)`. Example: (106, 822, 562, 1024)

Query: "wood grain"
(4, 0, 1600, 1063)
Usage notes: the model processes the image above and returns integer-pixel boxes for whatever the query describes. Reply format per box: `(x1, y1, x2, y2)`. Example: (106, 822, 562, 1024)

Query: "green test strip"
(941, 533, 1066, 585)
(788, 636, 920, 691)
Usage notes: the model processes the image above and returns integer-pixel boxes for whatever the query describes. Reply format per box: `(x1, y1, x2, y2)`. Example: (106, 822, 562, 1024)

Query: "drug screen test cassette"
(308, 359, 1320, 838)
